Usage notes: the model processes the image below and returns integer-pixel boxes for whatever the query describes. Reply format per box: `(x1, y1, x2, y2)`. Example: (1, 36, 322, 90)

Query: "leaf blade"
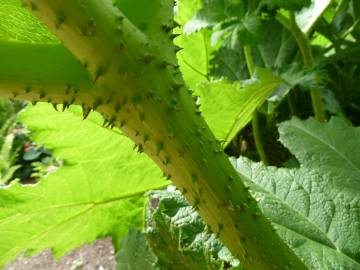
(0, 0, 57, 43)
(197, 69, 282, 145)
(0, 104, 167, 267)
(233, 117, 360, 269)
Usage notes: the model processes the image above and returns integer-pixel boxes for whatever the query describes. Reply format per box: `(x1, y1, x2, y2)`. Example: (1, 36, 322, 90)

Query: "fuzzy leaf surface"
(144, 190, 240, 270)
(234, 117, 360, 269)
(116, 229, 159, 270)
(0, 104, 167, 267)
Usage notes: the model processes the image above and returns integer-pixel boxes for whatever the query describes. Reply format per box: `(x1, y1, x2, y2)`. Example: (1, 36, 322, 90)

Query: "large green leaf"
(116, 189, 241, 270)
(0, 1, 91, 95)
(0, 0, 57, 43)
(256, 19, 297, 69)
(176, 29, 214, 90)
(234, 117, 360, 269)
(175, 0, 218, 91)
(197, 69, 282, 145)
(0, 103, 167, 267)
(176, 0, 203, 26)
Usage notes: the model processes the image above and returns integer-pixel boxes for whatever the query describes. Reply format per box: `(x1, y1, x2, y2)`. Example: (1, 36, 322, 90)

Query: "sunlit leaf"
(0, 104, 167, 267)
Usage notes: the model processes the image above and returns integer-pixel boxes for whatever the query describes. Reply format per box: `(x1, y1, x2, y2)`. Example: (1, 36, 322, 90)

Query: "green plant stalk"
(243, 46, 255, 76)
(287, 94, 296, 116)
(0, 41, 95, 109)
(243, 46, 269, 165)
(9, 1, 307, 269)
(285, 12, 325, 122)
(251, 112, 269, 164)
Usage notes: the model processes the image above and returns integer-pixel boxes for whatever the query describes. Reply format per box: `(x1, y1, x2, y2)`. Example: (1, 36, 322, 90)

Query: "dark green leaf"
(210, 46, 249, 81)
(145, 189, 241, 270)
(234, 117, 360, 269)
(116, 229, 159, 270)
(256, 19, 297, 68)
(263, 0, 311, 11)
(261, 63, 326, 114)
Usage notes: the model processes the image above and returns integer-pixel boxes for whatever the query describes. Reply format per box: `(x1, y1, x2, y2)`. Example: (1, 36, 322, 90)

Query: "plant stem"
(0, 40, 94, 106)
(243, 46, 269, 164)
(243, 45, 255, 75)
(252, 111, 269, 164)
(287, 12, 326, 122)
(287, 91, 297, 116)
(15, 1, 308, 268)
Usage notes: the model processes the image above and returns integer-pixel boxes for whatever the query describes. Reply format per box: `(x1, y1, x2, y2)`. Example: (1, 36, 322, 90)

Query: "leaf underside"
(0, 104, 167, 267)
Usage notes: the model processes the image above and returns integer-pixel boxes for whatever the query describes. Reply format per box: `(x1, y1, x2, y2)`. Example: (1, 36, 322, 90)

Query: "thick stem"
(17, 1, 307, 269)
(283, 12, 325, 122)
(243, 46, 269, 165)
(0, 41, 95, 106)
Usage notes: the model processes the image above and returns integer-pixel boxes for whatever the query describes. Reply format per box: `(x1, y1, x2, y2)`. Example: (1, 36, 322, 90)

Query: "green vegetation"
(0, 0, 360, 269)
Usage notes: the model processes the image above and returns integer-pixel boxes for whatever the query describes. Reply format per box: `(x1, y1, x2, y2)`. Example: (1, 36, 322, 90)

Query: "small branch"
(243, 46, 269, 164)
(278, 12, 325, 122)
(252, 111, 269, 164)
(287, 92, 297, 116)
(243, 45, 255, 76)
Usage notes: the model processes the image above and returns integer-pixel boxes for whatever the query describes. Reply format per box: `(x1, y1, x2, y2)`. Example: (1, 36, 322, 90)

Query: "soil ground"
(3, 238, 116, 270)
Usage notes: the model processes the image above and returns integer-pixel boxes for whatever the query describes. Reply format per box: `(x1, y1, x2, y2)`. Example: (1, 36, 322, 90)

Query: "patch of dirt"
(3, 238, 116, 270)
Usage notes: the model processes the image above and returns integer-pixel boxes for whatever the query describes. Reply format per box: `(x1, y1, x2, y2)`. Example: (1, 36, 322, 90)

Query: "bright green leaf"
(197, 69, 282, 146)
(234, 117, 360, 269)
(175, 1, 217, 90)
(183, 0, 227, 33)
(176, 29, 215, 90)
(0, 0, 57, 43)
(0, 103, 167, 267)
(176, 0, 203, 26)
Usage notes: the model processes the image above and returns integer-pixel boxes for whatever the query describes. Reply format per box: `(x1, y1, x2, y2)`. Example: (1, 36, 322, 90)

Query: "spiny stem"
(16, 1, 307, 269)
(0, 40, 94, 106)
(243, 46, 269, 165)
(281, 12, 325, 122)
